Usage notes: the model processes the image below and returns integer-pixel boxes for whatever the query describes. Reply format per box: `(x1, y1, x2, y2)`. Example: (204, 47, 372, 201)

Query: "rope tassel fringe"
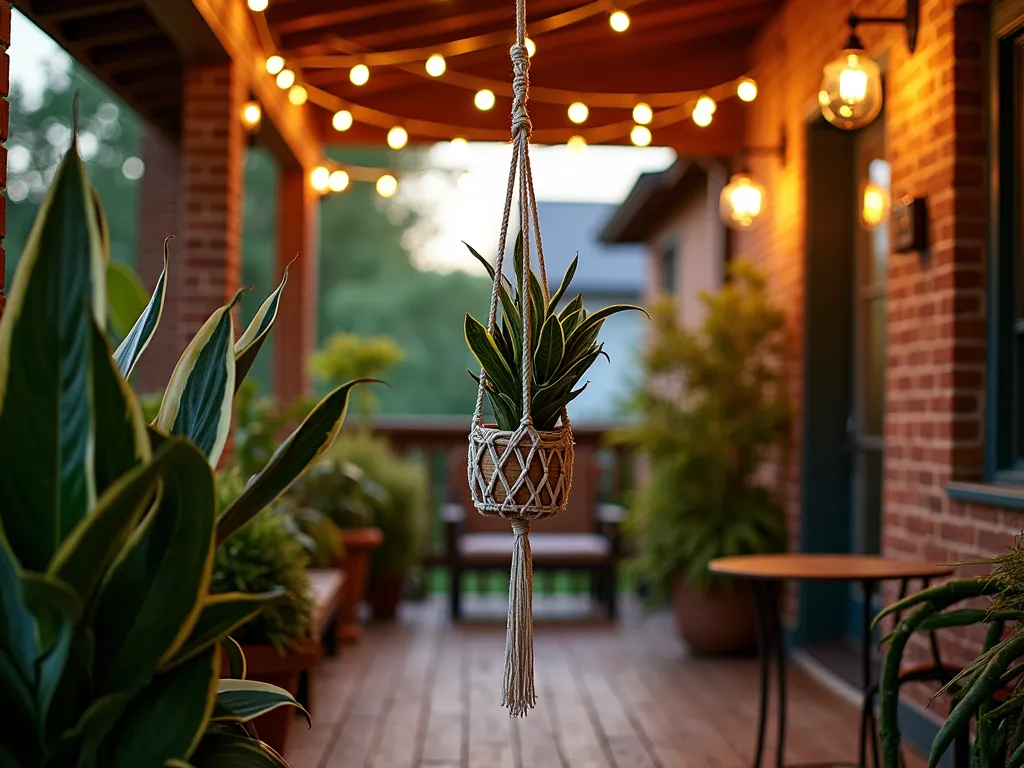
(503, 519, 536, 716)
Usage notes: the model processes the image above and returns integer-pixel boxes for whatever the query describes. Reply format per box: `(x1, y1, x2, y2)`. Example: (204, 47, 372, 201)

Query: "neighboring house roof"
(599, 157, 728, 244)
(519, 201, 646, 295)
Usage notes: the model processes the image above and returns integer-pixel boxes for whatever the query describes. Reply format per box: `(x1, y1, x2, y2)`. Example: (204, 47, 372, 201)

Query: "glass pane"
(855, 449, 883, 555)
(864, 296, 887, 435)
(866, 158, 891, 285)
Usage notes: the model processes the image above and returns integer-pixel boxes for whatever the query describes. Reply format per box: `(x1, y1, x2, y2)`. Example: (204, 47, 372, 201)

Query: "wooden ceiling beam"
(60, 8, 163, 47)
(89, 37, 180, 70)
(26, 0, 137, 23)
(268, 0, 429, 31)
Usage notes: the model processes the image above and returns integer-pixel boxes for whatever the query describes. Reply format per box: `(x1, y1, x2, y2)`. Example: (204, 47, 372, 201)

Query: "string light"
(425, 53, 446, 77)
(567, 135, 587, 153)
(387, 125, 409, 149)
(525, 37, 536, 57)
(241, 101, 262, 130)
(568, 102, 589, 124)
(376, 174, 398, 198)
(288, 85, 308, 105)
(332, 109, 353, 132)
(450, 137, 468, 148)
(265, 55, 285, 75)
(276, 69, 295, 89)
(311, 166, 330, 193)
(350, 64, 370, 86)
(737, 78, 758, 102)
(474, 89, 496, 111)
(247, 0, 268, 11)
(695, 96, 717, 115)
(609, 10, 630, 32)
(693, 109, 713, 127)
(329, 170, 350, 192)
(632, 102, 653, 125)
(630, 125, 652, 147)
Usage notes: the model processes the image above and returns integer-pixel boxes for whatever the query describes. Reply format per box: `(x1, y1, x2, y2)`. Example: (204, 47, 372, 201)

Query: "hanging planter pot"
(461, 6, 645, 717)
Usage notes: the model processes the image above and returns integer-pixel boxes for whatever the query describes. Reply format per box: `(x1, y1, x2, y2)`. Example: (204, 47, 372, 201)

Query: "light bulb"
(719, 174, 766, 229)
(311, 166, 330, 193)
(450, 137, 468, 148)
(329, 170, 350, 193)
(241, 101, 261, 130)
(862, 181, 888, 228)
(737, 78, 757, 102)
(475, 89, 495, 111)
(567, 135, 587, 153)
(695, 96, 717, 115)
(350, 64, 370, 86)
(525, 37, 536, 57)
(332, 109, 353, 132)
(630, 125, 651, 147)
(288, 85, 307, 105)
(376, 174, 398, 198)
(387, 125, 408, 149)
(693, 108, 713, 127)
(275, 69, 295, 89)
(247, 0, 268, 11)
(568, 102, 589, 124)
(265, 55, 285, 75)
(425, 53, 446, 77)
(632, 102, 653, 125)
(609, 10, 630, 32)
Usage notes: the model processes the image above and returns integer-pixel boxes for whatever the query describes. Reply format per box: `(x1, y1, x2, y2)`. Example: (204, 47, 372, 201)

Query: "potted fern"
(617, 261, 790, 654)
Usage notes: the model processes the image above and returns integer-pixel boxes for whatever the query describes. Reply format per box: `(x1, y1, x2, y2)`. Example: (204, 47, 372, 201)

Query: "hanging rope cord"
(467, 0, 575, 717)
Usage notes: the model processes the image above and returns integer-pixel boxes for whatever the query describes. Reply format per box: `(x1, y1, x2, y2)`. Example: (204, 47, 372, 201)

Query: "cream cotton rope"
(465, 0, 575, 718)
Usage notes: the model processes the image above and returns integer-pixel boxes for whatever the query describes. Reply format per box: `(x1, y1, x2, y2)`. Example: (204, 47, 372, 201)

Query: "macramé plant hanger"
(466, 0, 575, 718)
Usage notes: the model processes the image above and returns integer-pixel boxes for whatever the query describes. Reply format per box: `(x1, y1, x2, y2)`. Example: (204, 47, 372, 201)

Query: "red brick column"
(273, 168, 319, 405)
(178, 61, 245, 350)
(0, 1, 11, 321)
(134, 128, 183, 393)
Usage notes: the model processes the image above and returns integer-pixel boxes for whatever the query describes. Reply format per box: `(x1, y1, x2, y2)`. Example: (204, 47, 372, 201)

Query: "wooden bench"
(444, 444, 624, 620)
(297, 568, 346, 714)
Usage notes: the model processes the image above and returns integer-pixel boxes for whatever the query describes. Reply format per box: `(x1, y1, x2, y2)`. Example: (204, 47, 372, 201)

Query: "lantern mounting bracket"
(846, 0, 919, 54)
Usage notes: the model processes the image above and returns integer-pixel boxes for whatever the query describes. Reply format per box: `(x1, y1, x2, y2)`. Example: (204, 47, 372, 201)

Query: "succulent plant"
(464, 232, 644, 431)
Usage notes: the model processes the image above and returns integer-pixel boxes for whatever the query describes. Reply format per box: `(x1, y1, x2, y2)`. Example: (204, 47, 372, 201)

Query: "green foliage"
(287, 458, 381, 530)
(328, 430, 429, 575)
(106, 260, 148, 343)
(212, 509, 313, 653)
(464, 232, 644, 431)
(309, 332, 404, 417)
(615, 261, 790, 597)
(876, 546, 1024, 768)
(0, 139, 366, 765)
(233, 380, 289, 480)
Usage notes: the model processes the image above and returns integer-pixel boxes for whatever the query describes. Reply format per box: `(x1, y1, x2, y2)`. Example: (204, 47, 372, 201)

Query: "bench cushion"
(458, 533, 611, 566)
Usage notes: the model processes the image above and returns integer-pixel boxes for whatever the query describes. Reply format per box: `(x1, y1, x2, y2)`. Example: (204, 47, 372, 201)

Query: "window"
(659, 240, 677, 295)
(990, 6, 1024, 479)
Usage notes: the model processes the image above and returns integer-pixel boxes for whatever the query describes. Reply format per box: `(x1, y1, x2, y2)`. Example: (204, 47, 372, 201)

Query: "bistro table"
(708, 554, 954, 768)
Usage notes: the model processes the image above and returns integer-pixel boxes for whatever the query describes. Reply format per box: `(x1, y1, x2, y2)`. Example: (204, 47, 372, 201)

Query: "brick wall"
(0, 1, 11, 321)
(736, 0, 1007, 716)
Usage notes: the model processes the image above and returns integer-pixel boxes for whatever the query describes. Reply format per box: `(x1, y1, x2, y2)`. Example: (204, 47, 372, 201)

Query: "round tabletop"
(707, 553, 955, 582)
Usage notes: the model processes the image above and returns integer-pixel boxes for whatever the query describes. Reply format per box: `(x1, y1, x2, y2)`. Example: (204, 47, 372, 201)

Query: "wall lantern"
(861, 180, 889, 229)
(819, 1, 918, 130)
(719, 128, 786, 230)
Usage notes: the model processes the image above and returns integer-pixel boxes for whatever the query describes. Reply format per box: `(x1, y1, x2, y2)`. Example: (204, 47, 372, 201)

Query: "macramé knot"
(509, 43, 532, 139)
(511, 519, 531, 536)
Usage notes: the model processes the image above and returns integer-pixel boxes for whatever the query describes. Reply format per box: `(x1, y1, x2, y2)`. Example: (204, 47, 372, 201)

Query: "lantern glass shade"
(720, 173, 765, 229)
(819, 49, 882, 130)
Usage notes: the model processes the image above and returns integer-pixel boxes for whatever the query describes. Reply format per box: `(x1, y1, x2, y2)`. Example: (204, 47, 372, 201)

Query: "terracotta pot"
(337, 527, 384, 643)
(471, 424, 573, 509)
(367, 571, 406, 620)
(235, 641, 320, 755)
(672, 575, 758, 656)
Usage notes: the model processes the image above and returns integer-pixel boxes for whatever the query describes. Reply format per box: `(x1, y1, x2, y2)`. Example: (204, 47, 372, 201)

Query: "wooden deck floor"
(285, 596, 926, 768)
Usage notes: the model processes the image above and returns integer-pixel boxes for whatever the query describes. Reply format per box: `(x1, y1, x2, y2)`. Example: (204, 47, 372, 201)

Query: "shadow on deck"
(285, 596, 925, 768)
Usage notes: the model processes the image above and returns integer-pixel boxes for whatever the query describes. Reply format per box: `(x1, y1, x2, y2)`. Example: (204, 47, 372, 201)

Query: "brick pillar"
(0, 1, 11, 321)
(134, 128, 183, 393)
(273, 168, 319, 406)
(178, 61, 245, 351)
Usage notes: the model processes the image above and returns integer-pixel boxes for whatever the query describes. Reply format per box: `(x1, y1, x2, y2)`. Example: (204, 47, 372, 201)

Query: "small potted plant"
(288, 459, 384, 641)
(329, 430, 429, 620)
(616, 261, 790, 654)
(213, 471, 317, 754)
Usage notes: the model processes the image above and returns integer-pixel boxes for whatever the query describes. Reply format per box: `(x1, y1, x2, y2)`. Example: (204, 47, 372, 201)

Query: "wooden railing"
(368, 416, 637, 592)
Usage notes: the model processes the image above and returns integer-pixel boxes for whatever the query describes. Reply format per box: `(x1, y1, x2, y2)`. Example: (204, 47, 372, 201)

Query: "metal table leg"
(752, 580, 770, 768)
(751, 580, 786, 768)
(858, 579, 878, 768)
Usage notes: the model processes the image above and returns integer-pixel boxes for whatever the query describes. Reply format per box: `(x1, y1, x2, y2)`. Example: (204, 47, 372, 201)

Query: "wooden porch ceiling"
(265, 0, 784, 153)
(13, 0, 225, 140)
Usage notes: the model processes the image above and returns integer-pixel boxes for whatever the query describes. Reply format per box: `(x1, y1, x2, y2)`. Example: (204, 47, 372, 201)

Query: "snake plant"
(464, 232, 644, 431)
(0, 134, 370, 765)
